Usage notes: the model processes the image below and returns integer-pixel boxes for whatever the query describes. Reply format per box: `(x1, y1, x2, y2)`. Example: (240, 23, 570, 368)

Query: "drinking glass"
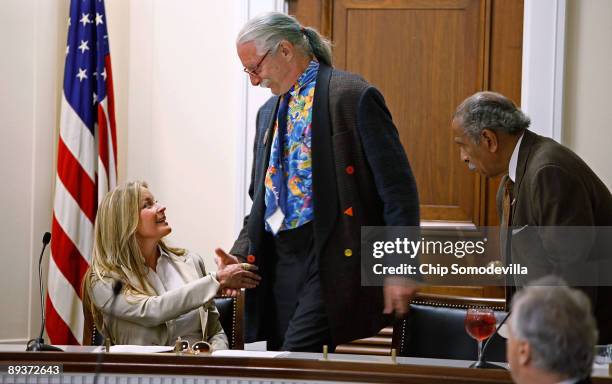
(465, 308, 497, 366)
(594, 345, 612, 364)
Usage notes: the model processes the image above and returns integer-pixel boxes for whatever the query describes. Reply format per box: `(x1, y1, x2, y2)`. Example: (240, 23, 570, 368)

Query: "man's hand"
(383, 277, 419, 317)
(214, 248, 254, 297)
(216, 263, 261, 290)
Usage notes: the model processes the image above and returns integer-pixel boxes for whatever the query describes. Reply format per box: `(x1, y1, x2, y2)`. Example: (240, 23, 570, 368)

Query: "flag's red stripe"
(98, 104, 110, 173)
(51, 215, 90, 298)
(56, 138, 97, 223)
(45, 293, 79, 345)
(105, 55, 118, 175)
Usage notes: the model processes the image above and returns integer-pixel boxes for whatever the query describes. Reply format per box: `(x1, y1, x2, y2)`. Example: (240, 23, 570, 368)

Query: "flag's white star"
(76, 68, 88, 82)
(93, 93, 97, 104)
(66, 45, 69, 55)
(80, 13, 91, 27)
(93, 71, 98, 78)
(68, 17, 71, 27)
(101, 69, 107, 81)
(95, 13, 104, 25)
(78, 40, 89, 54)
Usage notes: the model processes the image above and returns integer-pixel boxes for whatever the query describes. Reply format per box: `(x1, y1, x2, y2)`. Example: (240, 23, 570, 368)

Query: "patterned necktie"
(502, 177, 514, 230)
(501, 177, 515, 297)
(264, 93, 291, 234)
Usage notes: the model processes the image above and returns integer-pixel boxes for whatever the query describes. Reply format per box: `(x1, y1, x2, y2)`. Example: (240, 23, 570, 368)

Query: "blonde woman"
(83, 181, 260, 349)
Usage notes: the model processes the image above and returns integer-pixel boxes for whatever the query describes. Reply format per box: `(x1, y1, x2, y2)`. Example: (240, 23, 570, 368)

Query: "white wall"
(521, 0, 566, 141)
(0, 0, 65, 343)
(126, 0, 246, 272)
(105, 0, 130, 182)
(124, 0, 280, 273)
(563, 0, 612, 189)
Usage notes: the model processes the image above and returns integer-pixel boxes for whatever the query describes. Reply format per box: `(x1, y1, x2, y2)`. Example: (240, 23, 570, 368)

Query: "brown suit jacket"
(497, 129, 612, 342)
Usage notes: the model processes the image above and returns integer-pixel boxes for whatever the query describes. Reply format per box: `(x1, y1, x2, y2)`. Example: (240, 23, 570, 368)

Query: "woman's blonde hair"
(82, 181, 185, 336)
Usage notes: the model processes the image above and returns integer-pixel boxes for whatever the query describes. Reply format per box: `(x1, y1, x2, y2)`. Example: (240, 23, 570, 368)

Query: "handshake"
(213, 248, 261, 297)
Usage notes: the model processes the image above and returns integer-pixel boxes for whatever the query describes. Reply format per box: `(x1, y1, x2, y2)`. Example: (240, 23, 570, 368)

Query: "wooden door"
(333, 0, 483, 227)
(289, 0, 524, 299)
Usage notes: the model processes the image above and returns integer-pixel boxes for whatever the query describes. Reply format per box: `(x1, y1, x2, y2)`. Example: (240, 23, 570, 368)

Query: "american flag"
(46, 0, 117, 345)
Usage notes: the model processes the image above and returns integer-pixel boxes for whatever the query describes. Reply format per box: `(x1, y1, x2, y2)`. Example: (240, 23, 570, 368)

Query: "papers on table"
(211, 350, 289, 358)
(87, 344, 289, 357)
(92, 345, 174, 353)
(593, 362, 612, 377)
(244, 340, 267, 351)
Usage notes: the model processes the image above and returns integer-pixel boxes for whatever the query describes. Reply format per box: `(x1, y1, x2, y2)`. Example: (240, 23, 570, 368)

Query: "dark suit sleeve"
(356, 86, 420, 227)
(228, 109, 261, 261)
(228, 160, 253, 260)
(531, 164, 596, 266)
(229, 216, 249, 261)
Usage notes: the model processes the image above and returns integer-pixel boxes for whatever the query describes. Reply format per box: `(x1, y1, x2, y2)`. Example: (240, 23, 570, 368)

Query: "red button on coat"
(345, 166, 355, 175)
(247, 255, 256, 264)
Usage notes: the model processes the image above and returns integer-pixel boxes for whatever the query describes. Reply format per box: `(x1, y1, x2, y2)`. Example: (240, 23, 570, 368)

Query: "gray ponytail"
(237, 12, 333, 67)
(301, 26, 333, 66)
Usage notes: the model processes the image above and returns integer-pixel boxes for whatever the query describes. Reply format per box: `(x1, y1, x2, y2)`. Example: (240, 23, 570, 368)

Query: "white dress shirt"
(557, 378, 581, 384)
(508, 133, 525, 182)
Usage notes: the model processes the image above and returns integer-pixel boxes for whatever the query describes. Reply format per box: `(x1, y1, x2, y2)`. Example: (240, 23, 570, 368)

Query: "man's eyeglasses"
(243, 49, 272, 77)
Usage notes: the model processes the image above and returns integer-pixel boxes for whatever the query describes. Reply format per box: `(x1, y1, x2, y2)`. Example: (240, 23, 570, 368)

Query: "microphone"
(471, 311, 511, 369)
(26, 232, 62, 352)
(93, 279, 123, 384)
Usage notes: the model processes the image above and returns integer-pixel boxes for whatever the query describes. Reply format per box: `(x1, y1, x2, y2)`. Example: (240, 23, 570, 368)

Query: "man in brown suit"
(452, 91, 612, 343)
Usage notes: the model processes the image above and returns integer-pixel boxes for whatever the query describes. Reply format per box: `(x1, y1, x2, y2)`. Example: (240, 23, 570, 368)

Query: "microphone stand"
(93, 280, 123, 384)
(26, 232, 62, 352)
(470, 311, 511, 369)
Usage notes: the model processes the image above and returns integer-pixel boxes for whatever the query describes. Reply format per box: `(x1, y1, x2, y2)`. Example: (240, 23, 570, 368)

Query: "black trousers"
(266, 222, 333, 352)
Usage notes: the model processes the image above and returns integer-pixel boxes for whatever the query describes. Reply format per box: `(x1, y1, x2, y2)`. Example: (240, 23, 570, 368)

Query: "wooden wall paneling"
(485, 0, 525, 301)
(485, 0, 525, 227)
(333, 0, 486, 226)
(287, 0, 333, 39)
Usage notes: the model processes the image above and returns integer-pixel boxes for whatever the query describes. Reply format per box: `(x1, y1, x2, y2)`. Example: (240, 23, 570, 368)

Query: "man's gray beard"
(468, 163, 477, 171)
(259, 79, 271, 88)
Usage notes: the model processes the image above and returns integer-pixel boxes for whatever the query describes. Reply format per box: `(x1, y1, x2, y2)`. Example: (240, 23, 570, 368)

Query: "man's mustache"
(259, 79, 271, 88)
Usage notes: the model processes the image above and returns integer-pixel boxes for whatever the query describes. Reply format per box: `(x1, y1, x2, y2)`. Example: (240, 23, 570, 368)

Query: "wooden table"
(1, 345, 611, 384)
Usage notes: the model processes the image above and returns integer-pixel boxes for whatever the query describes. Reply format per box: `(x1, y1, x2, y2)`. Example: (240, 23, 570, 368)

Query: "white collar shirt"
(508, 133, 525, 183)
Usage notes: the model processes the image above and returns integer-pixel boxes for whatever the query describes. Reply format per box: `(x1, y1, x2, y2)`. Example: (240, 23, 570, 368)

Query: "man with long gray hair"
(214, 12, 420, 351)
(451, 91, 612, 343)
(507, 276, 597, 384)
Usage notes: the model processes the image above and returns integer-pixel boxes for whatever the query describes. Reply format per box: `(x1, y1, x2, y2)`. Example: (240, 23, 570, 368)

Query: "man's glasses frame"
(243, 46, 274, 76)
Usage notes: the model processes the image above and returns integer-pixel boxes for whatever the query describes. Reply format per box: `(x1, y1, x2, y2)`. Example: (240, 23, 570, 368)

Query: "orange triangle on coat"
(344, 207, 353, 216)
